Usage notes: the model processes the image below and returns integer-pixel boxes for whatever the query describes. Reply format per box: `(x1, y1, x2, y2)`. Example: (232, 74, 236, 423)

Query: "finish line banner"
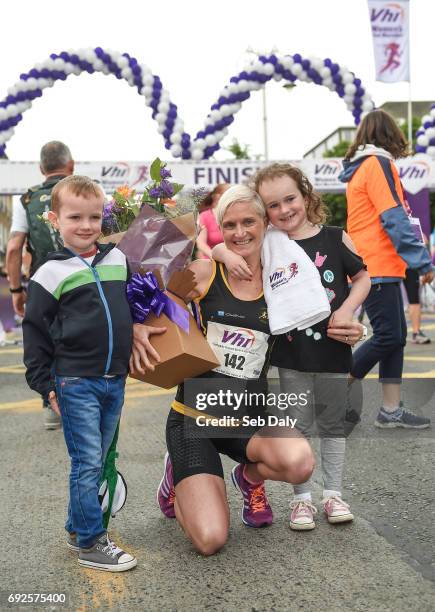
(0, 156, 433, 195)
(368, 0, 410, 83)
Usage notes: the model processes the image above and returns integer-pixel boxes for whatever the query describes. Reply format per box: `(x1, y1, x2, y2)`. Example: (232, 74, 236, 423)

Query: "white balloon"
(228, 83, 238, 94)
(157, 124, 166, 134)
(426, 146, 435, 157)
(421, 114, 432, 125)
(54, 58, 66, 70)
(341, 72, 354, 84)
(0, 108, 7, 120)
(155, 112, 167, 124)
(298, 70, 308, 81)
(93, 59, 104, 72)
(430, 108, 435, 119)
(291, 63, 302, 76)
(238, 79, 249, 92)
(362, 100, 374, 112)
(280, 55, 294, 69)
(273, 73, 283, 81)
(170, 144, 182, 157)
(417, 134, 429, 147)
(7, 85, 18, 96)
(194, 138, 206, 149)
(262, 62, 275, 76)
(73, 65, 83, 76)
(320, 67, 331, 78)
(141, 85, 153, 98)
(192, 148, 204, 161)
(310, 57, 324, 71)
(63, 63, 75, 75)
(425, 127, 435, 139)
(158, 101, 170, 113)
(205, 134, 217, 146)
(116, 56, 129, 69)
(27, 77, 38, 88)
(344, 94, 354, 104)
(210, 109, 222, 121)
(37, 78, 49, 89)
(121, 67, 132, 79)
(142, 73, 154, 86)
(6, 104, 18, 118)
(170, 132, 182, 144)
(344, 83, 357, 95)
(322, 77, 333, 87)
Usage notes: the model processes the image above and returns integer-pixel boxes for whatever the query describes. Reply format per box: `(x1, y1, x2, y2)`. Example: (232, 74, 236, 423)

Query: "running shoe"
(374, 406, 430, 429)
(289, 499, 317, 530)
(157, 452, 176, 518)
(231, 463, 273, 528)
(411, 330, 431, 344)
(323, 495, 354, 524)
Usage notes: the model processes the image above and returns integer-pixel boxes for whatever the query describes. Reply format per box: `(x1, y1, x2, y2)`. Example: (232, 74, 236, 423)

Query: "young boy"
(23, 175, 137, 572)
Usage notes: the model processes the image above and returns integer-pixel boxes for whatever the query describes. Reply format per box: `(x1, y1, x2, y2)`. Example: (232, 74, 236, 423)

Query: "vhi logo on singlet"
(221, 328, 255, 348)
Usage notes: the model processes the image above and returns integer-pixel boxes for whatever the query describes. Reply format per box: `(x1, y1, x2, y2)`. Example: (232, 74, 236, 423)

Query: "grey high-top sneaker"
(78, 533, 137, 572)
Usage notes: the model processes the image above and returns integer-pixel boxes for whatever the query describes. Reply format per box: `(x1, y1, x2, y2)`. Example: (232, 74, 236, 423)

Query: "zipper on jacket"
(65, 249, 114, 374)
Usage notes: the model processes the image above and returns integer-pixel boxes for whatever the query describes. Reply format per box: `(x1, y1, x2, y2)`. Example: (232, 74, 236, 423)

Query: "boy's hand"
(224, 251, 253, 281)
(130, 324, 167, 374)
(48, 390, 61, 416)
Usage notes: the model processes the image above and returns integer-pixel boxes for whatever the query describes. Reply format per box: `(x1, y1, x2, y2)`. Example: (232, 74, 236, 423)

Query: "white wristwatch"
(361, 325, 368, 340)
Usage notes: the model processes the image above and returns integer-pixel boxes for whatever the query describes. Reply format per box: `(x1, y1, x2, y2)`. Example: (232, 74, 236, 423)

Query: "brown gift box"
(129, 269, 220, 389)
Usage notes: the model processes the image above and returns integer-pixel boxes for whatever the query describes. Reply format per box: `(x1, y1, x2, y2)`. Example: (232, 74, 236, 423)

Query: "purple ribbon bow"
(127, 272, 189, 334)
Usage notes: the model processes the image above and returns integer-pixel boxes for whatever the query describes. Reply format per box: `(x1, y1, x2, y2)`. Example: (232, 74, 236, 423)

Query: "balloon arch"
(0, 48, 378, 160)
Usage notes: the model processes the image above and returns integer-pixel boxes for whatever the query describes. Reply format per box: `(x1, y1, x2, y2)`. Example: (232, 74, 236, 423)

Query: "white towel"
(261, 228, 331, 335)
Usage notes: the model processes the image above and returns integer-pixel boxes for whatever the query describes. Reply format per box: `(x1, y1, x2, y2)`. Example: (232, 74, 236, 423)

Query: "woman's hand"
(130, 323, 167, 374)
(327, 311, 364, 346)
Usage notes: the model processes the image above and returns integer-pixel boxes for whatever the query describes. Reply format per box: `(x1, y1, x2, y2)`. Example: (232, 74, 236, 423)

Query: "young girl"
(214, 164, 370, 530)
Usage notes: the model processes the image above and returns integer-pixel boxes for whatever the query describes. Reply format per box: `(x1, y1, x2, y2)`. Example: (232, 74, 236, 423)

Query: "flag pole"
(407, 0, 412, 151)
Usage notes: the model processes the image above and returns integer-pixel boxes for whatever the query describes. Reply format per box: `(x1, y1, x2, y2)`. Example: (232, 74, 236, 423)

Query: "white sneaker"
(323, 495, 354, 524)
(289, 499, 317, 530)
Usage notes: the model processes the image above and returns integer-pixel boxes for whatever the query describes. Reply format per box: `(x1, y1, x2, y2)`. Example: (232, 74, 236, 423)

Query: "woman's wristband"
(9, 286, 25, 294)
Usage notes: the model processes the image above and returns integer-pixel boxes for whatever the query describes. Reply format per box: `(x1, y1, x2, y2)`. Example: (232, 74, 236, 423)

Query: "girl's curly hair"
(253, 163, 329, 225)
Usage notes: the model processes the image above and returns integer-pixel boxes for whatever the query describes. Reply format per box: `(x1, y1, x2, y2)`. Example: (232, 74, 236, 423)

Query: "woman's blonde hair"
(253, 163, 329, 225)
(216, 184, 265, 227)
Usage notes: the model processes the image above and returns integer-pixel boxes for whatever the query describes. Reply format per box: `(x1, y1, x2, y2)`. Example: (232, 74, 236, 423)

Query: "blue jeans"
(56, 375, 126, 548)
(351, 282, 407, 382)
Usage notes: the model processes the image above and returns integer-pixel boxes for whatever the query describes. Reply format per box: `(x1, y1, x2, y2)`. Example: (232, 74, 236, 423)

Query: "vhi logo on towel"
(269, 263, 299, 291)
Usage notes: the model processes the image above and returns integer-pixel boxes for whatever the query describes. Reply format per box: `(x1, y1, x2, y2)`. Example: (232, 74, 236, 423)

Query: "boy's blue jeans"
(55, 375, 126, 548)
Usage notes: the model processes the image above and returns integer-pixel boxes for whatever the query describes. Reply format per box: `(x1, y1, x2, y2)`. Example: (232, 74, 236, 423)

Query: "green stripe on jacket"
(53, 265, 127, 300)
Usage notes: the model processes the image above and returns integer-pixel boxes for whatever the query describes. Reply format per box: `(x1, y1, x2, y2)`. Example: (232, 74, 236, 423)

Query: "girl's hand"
(225, 251, 253, 281)
(48, 390, 60, 416)
(327, 319, 364, 346)
(130, 323, 167, 374)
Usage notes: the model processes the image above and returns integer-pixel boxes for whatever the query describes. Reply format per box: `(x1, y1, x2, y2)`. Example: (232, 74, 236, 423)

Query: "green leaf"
(172, 182, 184, 196)
(113, 191, 127, 206)
(150, 157, 163, 182)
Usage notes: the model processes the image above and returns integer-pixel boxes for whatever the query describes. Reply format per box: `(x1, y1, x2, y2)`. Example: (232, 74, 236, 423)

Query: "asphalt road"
(0, 314, 434, 611)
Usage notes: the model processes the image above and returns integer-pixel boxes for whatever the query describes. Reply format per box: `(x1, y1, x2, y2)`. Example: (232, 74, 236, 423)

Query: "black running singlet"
(174, 261, 274, 410)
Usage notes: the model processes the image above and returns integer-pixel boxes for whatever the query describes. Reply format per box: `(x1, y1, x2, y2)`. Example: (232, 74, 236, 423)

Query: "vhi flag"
(368, 0, 410, 82)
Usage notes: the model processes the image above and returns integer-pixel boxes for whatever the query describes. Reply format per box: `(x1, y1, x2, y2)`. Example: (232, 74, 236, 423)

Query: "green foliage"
(321, 140, 351, 228)
(323, 140, 350, 159)
(226, 138, 251, 160)
(399, 117, 421, 151)
(150, 157, 163, 182)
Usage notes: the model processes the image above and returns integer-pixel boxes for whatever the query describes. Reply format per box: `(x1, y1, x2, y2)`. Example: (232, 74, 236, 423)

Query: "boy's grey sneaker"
(67, 532, 79, 552)
(375, 406, 430, 429)
(78, 533, 137, 572)
(43, 404, 61, 430)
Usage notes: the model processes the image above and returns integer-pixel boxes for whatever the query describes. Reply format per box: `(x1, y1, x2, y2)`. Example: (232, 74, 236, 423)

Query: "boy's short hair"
(51, 175, 104, 214)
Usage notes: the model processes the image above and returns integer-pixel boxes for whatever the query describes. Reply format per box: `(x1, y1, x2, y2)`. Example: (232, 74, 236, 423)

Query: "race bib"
(206, 321, 270, 379)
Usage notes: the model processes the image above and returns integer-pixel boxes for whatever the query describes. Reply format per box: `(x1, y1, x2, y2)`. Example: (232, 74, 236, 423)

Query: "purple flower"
(160, 167, 171, 179)
(148, 186, 162, 199)
(160, 180, 174, 198)
(103, 201, 116, 219)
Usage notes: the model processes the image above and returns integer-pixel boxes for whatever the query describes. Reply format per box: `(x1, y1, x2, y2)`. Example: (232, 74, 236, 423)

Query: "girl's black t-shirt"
(271, 226, 366, 373)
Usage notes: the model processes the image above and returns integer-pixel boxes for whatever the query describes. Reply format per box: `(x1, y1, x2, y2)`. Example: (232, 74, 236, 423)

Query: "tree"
(321, 140, 351, 227)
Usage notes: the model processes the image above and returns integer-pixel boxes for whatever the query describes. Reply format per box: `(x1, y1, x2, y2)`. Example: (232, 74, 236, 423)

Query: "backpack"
(21, 176, 65, 275)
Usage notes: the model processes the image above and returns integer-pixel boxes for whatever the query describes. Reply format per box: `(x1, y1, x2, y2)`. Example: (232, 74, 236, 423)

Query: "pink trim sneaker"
(289, 499, 317, 530)
(231, 464, 273, 528)
(323, 495, 354, 524)
(156, 452, 176, 518)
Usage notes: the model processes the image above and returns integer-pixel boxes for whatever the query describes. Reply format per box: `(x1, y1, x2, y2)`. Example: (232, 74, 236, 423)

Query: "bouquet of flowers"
(102, 158, 219, 388)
